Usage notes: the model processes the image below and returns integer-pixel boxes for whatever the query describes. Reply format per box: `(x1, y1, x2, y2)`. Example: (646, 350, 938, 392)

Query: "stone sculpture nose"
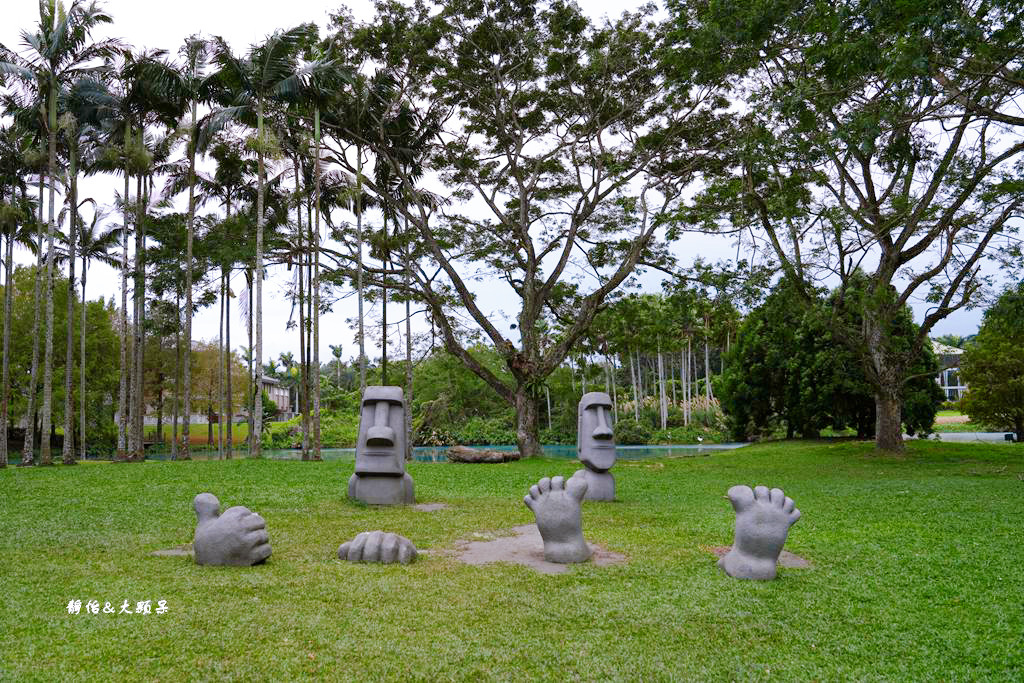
(366, 400, 396, 447)
(592, 406, 613, 440)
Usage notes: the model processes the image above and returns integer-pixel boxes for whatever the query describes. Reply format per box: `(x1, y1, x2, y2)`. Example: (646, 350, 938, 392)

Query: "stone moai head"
(355, 386, 407, 476)
(577, 392, 616, 472)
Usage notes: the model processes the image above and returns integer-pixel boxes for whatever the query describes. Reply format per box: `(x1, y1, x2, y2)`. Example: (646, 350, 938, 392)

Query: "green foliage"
(613, 418, 652, 445)
(3, 266, 120, 447)
(960, 282, 1024, 441)
(720, 278, 943, 441)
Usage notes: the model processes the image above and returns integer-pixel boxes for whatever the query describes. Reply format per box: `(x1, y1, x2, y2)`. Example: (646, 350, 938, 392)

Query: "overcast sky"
(1, 0, 985, 370)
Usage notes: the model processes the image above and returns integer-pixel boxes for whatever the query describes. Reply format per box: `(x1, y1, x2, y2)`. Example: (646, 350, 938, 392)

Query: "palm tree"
(1, 0, 118, 465)
(204, 24, 315, 457)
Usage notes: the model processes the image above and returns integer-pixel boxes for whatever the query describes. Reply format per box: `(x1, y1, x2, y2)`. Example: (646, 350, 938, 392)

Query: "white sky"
(1, 0, 985, 370)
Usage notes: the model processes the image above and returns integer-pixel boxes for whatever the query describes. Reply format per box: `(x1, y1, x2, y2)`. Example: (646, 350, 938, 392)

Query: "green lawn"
(1, 441, 1022, 680)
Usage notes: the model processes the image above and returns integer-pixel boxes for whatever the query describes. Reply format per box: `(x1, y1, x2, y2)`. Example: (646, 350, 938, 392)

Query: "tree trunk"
(657, 345, 667, 430)
(252, 101, 265, 458)
(117, 169, 130, 461)
(171, 289, 180, 461)
(295, 157, 308, 461)
(874, 393, 904, 452)
(39, 87, 60, 467)
(514, 387, 542, 458)
(131, 173, 146, 460)
(181, 106, 196, 461)
(356, 146, 366, 393)
(629, 351, 639, 421)
(312, 112, 323, 461)
(62, 144, 79, 465)
(0, 228, 12, 467)
(217, 271, 225, 459)
(704, 338, 713, 402)
(225, 275, 232, 459)
(246, 272, 253, 455)
(404, 228, 413, 461)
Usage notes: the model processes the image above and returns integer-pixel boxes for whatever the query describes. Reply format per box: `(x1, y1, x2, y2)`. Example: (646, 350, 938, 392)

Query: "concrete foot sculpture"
(719, 485, 800, 580)
(338, 531, 417, 564)
(524, 472, 591, 563)
(348, 386, 415, 505)
(575, 392, 616, 500)
(192, 493, 272, 566)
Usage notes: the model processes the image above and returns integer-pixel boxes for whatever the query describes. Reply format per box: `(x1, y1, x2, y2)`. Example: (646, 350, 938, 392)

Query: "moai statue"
(719, 485, 801, 580)
(348, 386, 415, 505)
(524, 472, 591, 563)
(574, 391, 617, 501)
(192, 493, 272, 566)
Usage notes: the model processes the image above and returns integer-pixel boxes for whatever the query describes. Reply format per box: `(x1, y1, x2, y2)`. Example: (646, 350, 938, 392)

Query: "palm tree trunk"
(629, 351, 639, 421)
(21, 173, 46, 466)
(132, 173, 145, 460)
(704, 337, 713, 402)
(39, 82, 60, 467)
(171, 289, 180, 460)
(312, 107, 322, 460)
(356, 145, 366, 392)
(217, 271, 225, 459)
(182, 103, 197, 461)
(252, 99, 265, 458)
(225, 278, 233, 459)
(657, 343, 667, 430)
(62, 142, 79, 464)
(0, 225, 13, 467)
(404, 233, 413, 460)
(246, 272, 253, 455)
(79, 247, 88, 460)
(295, 157, 308, 461)
(117, 169, 129, 460)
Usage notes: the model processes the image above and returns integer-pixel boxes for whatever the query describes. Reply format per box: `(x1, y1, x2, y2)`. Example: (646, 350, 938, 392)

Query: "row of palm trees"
(0, 1, 418, 465)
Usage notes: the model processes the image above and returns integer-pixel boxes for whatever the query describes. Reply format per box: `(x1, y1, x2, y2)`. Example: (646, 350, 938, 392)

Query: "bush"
(452, 416, 516, 446)
(614, 418, 652, 445)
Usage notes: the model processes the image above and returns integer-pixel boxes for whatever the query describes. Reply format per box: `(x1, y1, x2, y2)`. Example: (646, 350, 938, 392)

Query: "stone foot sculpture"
(338, 531, 417, 564)
(524, 472, 591, 563)
(192, 493, 272, 567)
(719, 485, 800, 580)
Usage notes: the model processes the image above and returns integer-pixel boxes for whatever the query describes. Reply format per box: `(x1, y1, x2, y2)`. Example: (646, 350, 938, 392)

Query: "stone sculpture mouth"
(366, 425, 396, 447)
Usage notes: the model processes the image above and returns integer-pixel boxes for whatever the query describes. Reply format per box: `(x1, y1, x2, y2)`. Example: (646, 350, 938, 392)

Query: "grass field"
(1, 440, 1022, 680)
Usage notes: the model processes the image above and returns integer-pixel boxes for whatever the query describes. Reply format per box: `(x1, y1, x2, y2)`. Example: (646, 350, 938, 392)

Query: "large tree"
(329, 0, 725, 456)
(679, 0, 1024, 451)
(960, 282, 1024, 442)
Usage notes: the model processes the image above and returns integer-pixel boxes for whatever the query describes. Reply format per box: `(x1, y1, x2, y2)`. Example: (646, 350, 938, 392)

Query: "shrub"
(614, 418, 653, 445)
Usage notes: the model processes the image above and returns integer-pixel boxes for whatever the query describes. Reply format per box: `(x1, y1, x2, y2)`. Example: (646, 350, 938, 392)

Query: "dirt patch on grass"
(704, 544, 810, 569)
(935, 414, 970, 424)
(151, 544, 194, 558)
(442, 524, 628, 574)
(414, 503, 450, 512)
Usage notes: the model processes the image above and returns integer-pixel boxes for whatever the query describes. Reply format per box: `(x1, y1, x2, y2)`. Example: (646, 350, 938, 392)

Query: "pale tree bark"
(131, 173, 145, 460)
(62, 139, 79, 465)
(181, 102, 197, 461)
(20, 173, 46, 466)
(0, 214, 14, 467)
(225, 276, 233, 459)
(295, 157, 309, 461)
(312, 107, 322, 460)
(79, 248, 88, 460)
(116, 170, 129, 460)
(252, 100, 265, 458)
(355, 147, 366, 393)
(217, 272, 225, 459)
(39, 84, 59, 466)
(171, 290, 180, 460)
